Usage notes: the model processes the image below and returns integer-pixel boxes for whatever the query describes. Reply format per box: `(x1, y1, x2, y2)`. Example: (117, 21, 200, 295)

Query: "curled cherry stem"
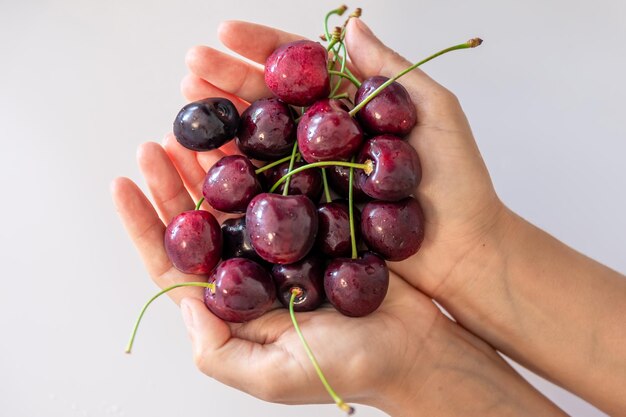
(288, 289, 354, 414)
(125, 282, 215, 354)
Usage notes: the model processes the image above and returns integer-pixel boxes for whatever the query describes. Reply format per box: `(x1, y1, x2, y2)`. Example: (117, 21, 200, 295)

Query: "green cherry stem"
(329, 42, 348, 97)
(348, 38, 483, 117)
(324, 5, 347, 48)
(288, 289, 355, 415)
(321, 168, 332, 203)
(283, 141, 300, 196)
(195, 198, 205, 211)
(348, 157, 357, 259)
(269, 160, 373, 194)
(125, 282, 216, 354)
(254, 153, 302, 175)
(330, 92, 350, 101)
(328, 70, 361, 88)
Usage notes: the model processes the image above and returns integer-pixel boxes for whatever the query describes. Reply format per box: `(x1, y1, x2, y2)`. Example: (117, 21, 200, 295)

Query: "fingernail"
(181, 299, 194, 330)
(354, 18, 373, 36)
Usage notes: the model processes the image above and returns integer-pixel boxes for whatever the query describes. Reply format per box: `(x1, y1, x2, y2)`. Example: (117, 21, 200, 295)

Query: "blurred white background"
(1, 0, 624, 416)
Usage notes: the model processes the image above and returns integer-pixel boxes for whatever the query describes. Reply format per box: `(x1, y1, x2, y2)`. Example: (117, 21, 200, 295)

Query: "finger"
(218, 20, 304, 64)
(186, 46, 271, 103)
(344, 18, 468, 131)
(111, 178, 204, 303)
(180, 73, 250, 113)
(137, 142, 195, 224)
(181, 298, 289, 399)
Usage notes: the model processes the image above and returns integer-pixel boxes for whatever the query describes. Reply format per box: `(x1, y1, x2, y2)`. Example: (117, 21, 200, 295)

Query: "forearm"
(373, 316, 567, 417)
(441, 209, 626, 415)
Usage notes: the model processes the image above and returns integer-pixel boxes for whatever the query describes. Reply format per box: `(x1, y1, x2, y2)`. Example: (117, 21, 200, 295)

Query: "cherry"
(264, 40, 330, 106)
(236, 98, 296, 160)
(221, 216, 265, 264)
(361, 197, 425, 261)
(202, 155, 262, 213)
(316, 201, 360, 257)
(297, 99, 364, 163)
(354, 76, 417, 137)
(324, 251, 389, 317)
(272, 254, 325, 312)
(246, 193, 318, 264)
(173, 98, 239, 151)
(204, 258, 276, 323)
(326, 164, 370, 202)
(163, 210, 222, 274)
(356, 135, 421, 201)
(265, 160, 323, 201)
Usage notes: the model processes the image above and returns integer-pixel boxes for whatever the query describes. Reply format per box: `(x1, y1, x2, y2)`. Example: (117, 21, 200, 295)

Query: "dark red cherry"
(354, 76, 417, 137)
(202, 155, 262, 213)
(173, 98, 239, 151)
(220, 216, 264, 263)
(265, 160, 323, 201)
(297, 99, 364, 162)
(204, 258, 276, 323)
(164, 210, 222, 274)
(357, 135, 421, 201)
(236, 98, 296, 160)
(324, 252, 389, 317)
(326, 165, 370, 203)
(271, 254, 325, 312)
(264, 40, 330, 106)
(361, 197, 425, 261)
(246, 193, 318, 264)
(316, 201, 360, 257)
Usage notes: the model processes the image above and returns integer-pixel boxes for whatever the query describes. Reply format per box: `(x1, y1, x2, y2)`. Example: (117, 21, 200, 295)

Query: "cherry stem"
(195, 198, 205, 211)
(254, 153, 302, 175)
(321, 168, 332, 203)
(330, 92, 350, 101)
(324, 5, 348, 48)
(348, 38, 483, 117)
(328, 70, 361, 88)
(348, 157, 357, 259)
(269, 160, 373, 194)
(283, 141, 300, 196)
(125, 282, 216, 354)
(288, 289, 355, 415)
(329, 42, 348, 97)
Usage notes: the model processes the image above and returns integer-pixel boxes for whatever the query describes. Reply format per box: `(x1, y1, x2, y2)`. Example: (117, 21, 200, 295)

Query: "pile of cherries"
(127, 6, 481, 413)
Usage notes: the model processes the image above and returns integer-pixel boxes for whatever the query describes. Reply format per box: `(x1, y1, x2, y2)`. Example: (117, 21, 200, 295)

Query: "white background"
(1, 0, 624, 416)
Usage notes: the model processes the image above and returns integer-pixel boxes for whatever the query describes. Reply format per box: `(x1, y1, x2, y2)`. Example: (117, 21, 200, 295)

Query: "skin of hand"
(111, 17, 617, 416)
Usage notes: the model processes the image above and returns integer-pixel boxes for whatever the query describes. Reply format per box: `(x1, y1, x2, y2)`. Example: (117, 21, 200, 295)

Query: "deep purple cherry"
(246, 193, 318, 264)
(164, 210, 222, 274)
(204, 258, 276, 323)
(173, 98, 239, 151)
(324, 252, 389, 317)
(297, 99, 364, 163)
(354, 76, 417, 137)
(271, 254, 325, 312)
(326, 165, 370, 202)
(361, 197, 425, 261)
(357, 135, 421, 201)
(316, 201, 359, 257)
(265, 160, 323, 201)
(221, 216, 264, 264)
(236, 98, 296, 160)
(202, 155, 262, 213)
(264, 40, 330, 106)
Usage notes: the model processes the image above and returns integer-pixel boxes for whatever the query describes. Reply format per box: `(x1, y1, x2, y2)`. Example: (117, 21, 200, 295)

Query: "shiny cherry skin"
(236, 98, 296, 160)
(316, 201, 360, 257)
(357, 135, 421, 201)
(271, 254, 325, 312)
(324, 252, 389, 317)
(164, 210, 222, 274)
(355, 76, 417, 137)
(173, 98, 239, 151)
(221, 216, 265, 263)
(265, 160, 323, 201)
(246, 193, 318, 264)
(264, 40, 330, 106)
(326, 165, 370, 203)
(361, 197, 425, 261)
(204, 258, 276, 323)
(202, 155, 262, 213)
(297, 99, 364, 162)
